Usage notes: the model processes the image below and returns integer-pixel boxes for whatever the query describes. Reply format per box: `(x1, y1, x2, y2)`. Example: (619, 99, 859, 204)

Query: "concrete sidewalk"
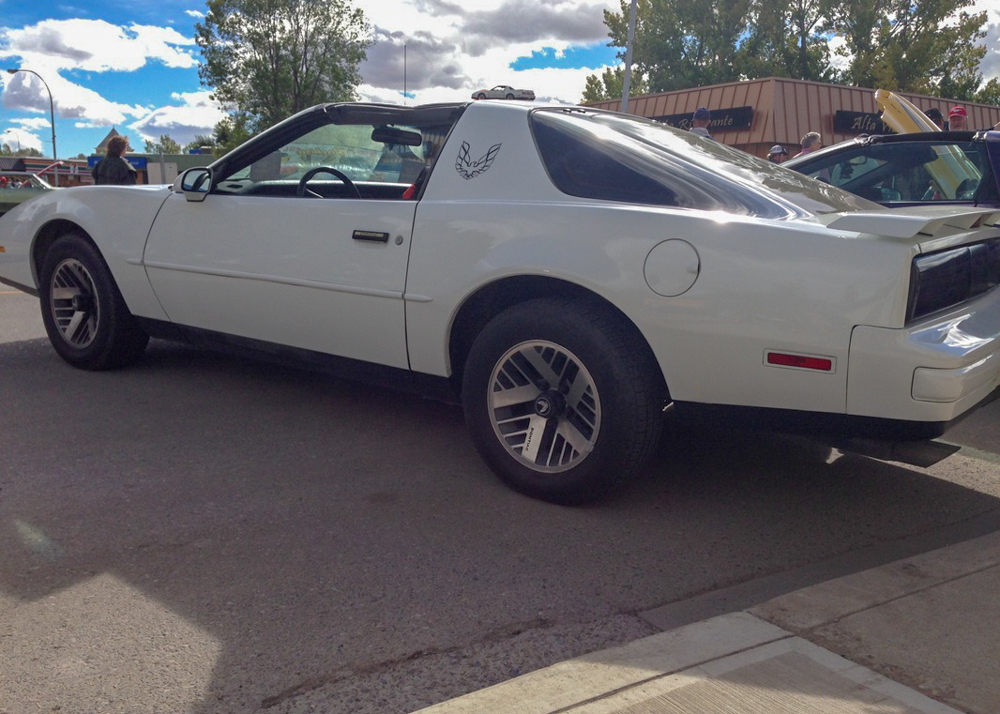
(415, 531, 1000, 713)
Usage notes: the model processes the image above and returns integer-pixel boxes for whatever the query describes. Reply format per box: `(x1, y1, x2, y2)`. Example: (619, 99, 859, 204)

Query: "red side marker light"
(766, 352, 833, 372)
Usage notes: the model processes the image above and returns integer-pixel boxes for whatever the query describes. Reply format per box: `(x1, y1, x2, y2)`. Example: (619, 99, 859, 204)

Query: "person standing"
(689, 107, 712, 139)
(925, 107, 945, 130)
(948, 106, 968, 131)
(767, 145, 788, 163)
(793, 132, 822, 158)
(91, 136, 138, 185)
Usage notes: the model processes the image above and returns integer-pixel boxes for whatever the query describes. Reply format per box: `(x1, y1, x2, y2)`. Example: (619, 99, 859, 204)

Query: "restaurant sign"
(653, 106, 754, 133)
(833, 110, 894, 135)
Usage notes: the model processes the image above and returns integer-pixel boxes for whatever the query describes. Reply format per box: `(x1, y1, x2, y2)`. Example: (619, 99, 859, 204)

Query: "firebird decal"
(455, 141, 502, 180)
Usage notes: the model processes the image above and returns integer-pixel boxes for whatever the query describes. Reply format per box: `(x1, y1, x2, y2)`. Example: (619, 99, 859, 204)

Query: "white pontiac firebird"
(3, 100, 1000, 503)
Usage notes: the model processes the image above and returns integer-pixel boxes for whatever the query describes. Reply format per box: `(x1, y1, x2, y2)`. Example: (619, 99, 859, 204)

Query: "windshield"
(790, 139, 989, 204)
(530, 108, 875, 218)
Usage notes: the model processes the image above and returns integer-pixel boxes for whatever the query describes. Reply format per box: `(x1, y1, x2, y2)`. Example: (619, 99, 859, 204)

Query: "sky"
(0, 0, 998, 160)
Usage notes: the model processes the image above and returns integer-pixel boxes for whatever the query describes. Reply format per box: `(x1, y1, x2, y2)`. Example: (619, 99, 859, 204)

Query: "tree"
(587, 0, 996, 104)
(195, 0, 372, 134)
(737, 0, 833, 81)
(582, 67, 648, 103)
(211, 113, 255, 155)
(973, 78, 1000, 106)
(825, 0, 988, 95)
(594, 0, 755, 94)
(184, 135, 217, 154)
(144, 135, 182, 154)
(0, 144, 41, 157)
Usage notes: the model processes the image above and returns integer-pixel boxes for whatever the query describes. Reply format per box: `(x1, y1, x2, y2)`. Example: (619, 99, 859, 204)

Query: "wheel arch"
(448, 275, 668, 397)
(31, 219, 97, 286)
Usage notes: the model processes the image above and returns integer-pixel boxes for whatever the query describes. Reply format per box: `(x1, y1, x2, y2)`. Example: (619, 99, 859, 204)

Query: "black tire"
(39, 233, 149, 370)
(477, 93, 487, 100)
(505, 93, 515, 100)
(462, 298, 666, 504)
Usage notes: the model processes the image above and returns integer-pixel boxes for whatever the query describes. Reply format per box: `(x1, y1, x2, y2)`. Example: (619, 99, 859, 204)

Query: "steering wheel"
(296, 166, 362, 199)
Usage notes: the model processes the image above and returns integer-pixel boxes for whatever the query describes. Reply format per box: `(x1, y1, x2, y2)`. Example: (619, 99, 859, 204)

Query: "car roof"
(784, 130, 997, 169)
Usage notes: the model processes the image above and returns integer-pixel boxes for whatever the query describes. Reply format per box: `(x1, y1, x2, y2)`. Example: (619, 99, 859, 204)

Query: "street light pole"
(6, 68, 57, 186)
(621, 0, 638, 114)
(4, 129, 21, 152)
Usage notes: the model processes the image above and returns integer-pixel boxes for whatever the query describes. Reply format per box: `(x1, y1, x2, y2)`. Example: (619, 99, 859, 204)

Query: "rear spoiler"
(818, 207, 1000, 239)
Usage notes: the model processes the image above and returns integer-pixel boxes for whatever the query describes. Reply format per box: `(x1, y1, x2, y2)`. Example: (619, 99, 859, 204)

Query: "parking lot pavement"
(0, 289, 44, 343)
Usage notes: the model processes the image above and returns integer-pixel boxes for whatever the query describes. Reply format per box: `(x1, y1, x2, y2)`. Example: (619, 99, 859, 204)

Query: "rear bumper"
(849, 290, 1000, 424)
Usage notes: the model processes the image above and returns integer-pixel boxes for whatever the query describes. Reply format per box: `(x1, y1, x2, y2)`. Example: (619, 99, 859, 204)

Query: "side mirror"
(176, 167, 212, 202)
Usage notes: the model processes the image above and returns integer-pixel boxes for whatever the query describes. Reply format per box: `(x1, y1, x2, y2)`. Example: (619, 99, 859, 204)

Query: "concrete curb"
(411, 612, 960, 713)
(414, 532, 1000, 714)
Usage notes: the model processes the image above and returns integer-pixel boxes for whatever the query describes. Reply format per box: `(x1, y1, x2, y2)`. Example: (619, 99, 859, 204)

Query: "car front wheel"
(462, 298, 666, 504)
(39, 234, 149, 370)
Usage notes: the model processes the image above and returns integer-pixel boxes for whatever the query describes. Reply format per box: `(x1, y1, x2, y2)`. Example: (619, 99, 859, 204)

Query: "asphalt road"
(3, 288, 1000, 713)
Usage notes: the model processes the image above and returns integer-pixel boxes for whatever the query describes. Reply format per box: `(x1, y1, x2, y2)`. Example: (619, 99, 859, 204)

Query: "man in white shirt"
(690, 107, 712, 139)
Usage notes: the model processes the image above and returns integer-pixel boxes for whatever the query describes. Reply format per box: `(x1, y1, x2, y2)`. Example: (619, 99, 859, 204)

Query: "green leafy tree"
(582, 67, 648, 103)
(824, 0, 987, 95)
(0, 145, 42, 157)
(211, 113, 256, 155)
(737, 0, 833, 81)
(973, 78, 1000, 107)
(144, 135, 183, 154)
(195, 0, 372, 134)
(589, 0, 995, 104)
(184, 134, 217, 154)
(594, 0, 753, 94)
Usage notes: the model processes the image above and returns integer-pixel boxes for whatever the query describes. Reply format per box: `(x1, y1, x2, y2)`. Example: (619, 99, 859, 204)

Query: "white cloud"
(0, 18, 197, 124)
(128, 90, 227, 148)
(357, 0, 619, 102)
(185, 10, 205, 18)
(2, 126, 43, 153)
(0, 16, 210, 155)
(975, 0, 1000, 82)
(0, 19, 196, 74)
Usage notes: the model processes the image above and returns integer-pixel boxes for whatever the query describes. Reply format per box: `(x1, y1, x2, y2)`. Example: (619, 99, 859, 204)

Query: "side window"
(214, 121, 440, 198)
(535, 119, 679, 205)
(279, 124, 382, 182)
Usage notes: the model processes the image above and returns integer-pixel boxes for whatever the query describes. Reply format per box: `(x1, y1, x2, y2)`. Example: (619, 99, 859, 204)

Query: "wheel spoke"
(520, 346, 563, 388)
(563, 365, 591, 409)
(49, 258, 99, 349)
(64, 310, 87, 342)
(553, 418, 593, 458)
(519, 413, 550, 463)
(487, 340, 601, 474)
(490, 382, 538, 410)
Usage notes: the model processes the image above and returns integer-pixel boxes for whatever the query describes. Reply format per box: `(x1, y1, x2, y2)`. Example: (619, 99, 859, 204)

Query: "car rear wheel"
(477, 93, 486, 100)
(39, 234, 149, 370)
(505, 93, 514, 99)
(462, 298, 666, 504)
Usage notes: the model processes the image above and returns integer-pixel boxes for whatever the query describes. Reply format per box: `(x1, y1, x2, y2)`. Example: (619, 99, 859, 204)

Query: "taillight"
(907, 240, 1000, 322)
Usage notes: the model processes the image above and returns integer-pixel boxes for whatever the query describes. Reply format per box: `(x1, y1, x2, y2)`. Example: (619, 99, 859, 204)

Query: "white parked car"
(471, 85, 535, 100)
(2, 101, 1000, 503)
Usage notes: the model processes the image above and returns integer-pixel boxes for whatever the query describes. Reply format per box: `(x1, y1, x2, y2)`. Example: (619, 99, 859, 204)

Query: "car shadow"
(2, 338, 1000, 713)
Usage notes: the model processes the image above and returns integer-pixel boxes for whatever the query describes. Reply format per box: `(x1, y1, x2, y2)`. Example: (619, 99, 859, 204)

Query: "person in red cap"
(0, 176, 8, 189)
(948, 105, 968, 131)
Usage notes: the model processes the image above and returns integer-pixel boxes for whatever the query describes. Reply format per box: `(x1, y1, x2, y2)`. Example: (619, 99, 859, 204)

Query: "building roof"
(95, 127, 122, 153)
(584, 77, 1000, 156)
(0, 157, 27, 171)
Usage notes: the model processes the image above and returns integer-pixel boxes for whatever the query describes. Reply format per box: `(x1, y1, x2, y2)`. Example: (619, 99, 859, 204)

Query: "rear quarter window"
(528, 109, 840, 218)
